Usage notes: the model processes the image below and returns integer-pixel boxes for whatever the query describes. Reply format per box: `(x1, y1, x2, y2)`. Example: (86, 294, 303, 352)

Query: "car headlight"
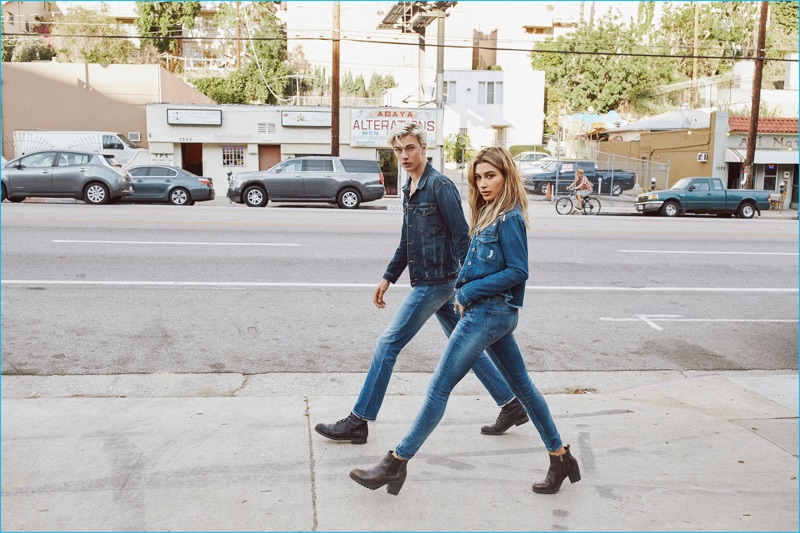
(649, 193, 659, 200)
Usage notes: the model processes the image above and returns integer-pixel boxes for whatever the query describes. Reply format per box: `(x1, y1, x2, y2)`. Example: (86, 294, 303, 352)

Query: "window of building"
(764, 164, 778, 190)
(7, 12, 14, 24)
(478, 81, 502, 104)
(443, 81, 456, 104)
(222, 146, 245, 167)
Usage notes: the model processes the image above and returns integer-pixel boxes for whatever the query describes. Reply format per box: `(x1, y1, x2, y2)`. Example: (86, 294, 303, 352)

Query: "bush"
(444, 132, 474, 165)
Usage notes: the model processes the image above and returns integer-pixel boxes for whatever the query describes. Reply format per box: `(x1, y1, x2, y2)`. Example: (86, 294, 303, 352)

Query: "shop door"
(378, 149, 399, 196)
(181, 143, 203, 176)
(259, 145, 281, 171)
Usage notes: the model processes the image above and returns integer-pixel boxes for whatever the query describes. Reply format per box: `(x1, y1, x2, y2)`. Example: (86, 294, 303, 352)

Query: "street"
(2, 201, 797, 376)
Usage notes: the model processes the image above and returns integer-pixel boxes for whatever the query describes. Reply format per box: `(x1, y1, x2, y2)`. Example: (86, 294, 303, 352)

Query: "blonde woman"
(350, 147, 580, 496)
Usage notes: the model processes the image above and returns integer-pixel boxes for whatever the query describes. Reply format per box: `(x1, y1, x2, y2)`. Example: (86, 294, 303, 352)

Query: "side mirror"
(14, 163, 24, 169)
(688, 185, 696, 191)
(275, 168, 283, 173)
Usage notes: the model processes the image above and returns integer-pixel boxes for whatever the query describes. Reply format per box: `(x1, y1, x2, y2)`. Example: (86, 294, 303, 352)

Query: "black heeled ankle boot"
(350, 451, 408, 495)
(481, 398, 530, 435)
(532, 444, 581, 494)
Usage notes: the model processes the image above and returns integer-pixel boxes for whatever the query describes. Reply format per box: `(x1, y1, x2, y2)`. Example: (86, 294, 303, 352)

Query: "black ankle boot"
(481, 398, 530, 435)
(314, 413, 368, 444)
(350, 451, 408, 495)
(532, 444, 581, 494)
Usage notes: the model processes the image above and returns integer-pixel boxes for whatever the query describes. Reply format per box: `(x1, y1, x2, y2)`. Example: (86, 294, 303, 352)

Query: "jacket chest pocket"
(475, 233, 500, 262)
(412, 205, 439, 236)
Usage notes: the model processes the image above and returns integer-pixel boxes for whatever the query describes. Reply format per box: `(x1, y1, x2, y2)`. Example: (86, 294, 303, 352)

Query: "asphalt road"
(2, 201, 797, 376)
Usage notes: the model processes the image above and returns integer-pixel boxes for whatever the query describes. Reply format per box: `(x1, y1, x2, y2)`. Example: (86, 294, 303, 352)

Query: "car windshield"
(670, 178, 693, 190)
(101, 154, 123, 167)
(117, 134, 139, 149)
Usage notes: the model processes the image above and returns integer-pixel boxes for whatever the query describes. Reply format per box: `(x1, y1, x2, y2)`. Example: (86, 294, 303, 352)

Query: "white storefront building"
(145, 103, 441, 196)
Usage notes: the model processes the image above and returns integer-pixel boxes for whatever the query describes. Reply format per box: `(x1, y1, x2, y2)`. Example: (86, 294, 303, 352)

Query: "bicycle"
(555, 189, 601, 215)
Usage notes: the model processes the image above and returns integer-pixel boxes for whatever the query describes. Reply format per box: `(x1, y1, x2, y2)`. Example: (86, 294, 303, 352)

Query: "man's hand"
(454, 298, 466, 317)
(373, 278, 391, 309)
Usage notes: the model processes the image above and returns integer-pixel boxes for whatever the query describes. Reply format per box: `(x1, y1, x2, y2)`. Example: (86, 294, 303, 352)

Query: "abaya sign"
(350, 108, 437, 147)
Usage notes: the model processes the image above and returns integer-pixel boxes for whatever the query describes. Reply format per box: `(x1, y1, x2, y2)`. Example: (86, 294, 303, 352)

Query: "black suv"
(227, 156, 385, 209)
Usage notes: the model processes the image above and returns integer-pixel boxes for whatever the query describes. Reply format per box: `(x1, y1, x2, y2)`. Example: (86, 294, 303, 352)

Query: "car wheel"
(169, 187, 191, 205)
(1, 184, 6, 202)
(243, 185, 268, 207)
(737, 202, 756, 219)
(84, 182, 109, 204)
(661, 200, 680, 217)
(337, 188, 361, 209)
(8, 197, 25, 203)
(611, 184, 623, 196)
(537, 182, 550, 195)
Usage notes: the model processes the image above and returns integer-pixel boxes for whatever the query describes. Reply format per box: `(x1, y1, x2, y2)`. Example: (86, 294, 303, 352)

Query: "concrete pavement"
(2, 369, 797, 531)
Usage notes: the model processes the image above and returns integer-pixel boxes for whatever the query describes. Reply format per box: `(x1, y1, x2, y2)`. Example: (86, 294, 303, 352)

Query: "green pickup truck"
(635, 177, 771, 218)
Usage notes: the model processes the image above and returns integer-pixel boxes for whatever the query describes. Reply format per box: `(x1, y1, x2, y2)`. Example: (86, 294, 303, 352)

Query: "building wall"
(1, 63, 215, 159)
(146, 103, 442, 196)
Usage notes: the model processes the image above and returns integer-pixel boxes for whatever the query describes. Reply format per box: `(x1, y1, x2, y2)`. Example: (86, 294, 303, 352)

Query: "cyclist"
(566, 168, 593, 214)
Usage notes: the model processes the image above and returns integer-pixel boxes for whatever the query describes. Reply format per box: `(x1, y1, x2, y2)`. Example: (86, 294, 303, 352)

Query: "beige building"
(1, 62, 215, 159)
(2, 1, 60, 34)
(598, 111, 799, 209)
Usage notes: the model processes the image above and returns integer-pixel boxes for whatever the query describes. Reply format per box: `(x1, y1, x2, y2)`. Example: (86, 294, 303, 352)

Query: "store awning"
(725, 148, 799, 165)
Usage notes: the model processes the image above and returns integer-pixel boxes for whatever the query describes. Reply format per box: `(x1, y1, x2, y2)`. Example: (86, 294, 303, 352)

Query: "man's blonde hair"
(387, 122, 427, 148)
(467, 146, 529, 236)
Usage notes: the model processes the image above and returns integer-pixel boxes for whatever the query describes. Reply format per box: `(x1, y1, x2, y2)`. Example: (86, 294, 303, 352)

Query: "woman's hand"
(453, 298, 466, 317)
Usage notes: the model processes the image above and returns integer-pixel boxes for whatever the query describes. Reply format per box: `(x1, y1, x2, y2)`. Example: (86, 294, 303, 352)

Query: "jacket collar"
(402, 162, 434, 196)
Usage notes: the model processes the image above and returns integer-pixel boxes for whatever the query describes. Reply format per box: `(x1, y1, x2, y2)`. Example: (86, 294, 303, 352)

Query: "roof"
(611, 110, 710, 132)
(728, 116, 798, 134)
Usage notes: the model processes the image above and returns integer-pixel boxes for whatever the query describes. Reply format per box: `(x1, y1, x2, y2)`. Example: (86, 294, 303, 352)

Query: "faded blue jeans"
(395, 296, 563, 458)
(352, 283, 516, 421)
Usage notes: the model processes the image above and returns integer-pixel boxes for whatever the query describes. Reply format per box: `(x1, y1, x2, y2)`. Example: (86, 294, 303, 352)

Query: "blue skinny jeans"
(395, 296, 563, 458)
(352, 283, 516, 421)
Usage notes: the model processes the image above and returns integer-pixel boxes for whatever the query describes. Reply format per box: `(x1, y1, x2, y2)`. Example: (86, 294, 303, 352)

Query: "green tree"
(658, 2, 759, 79)
(444, 132, 473, 165)
(190, 2, 291, 104)
(51, 7, 140, 64)
(367, 73, 397, 99)
(135, 1, 200, 71)
(531, 13, 674, 122)
(11, 35, 55, 62)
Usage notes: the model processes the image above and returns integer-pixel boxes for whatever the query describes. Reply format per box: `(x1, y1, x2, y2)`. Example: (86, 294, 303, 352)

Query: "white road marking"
(1, 281, 797, 292)
(600, 314, 798, 331)
(52, 240, 299, 247)
(619, 249, 797, 256)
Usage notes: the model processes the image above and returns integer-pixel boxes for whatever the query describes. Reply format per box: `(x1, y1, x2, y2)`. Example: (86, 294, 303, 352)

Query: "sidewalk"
(2, 370, 797, 531)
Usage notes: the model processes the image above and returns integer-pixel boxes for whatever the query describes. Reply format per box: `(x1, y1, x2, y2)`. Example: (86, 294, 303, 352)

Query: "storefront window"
(222, 146, 245, 167)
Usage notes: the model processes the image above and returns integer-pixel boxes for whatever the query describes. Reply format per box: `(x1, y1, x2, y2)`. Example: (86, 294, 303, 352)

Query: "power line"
(7, 32, 798, 62)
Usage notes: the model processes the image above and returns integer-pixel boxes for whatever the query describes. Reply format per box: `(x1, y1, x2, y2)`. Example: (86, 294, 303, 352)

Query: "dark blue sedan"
(124, 165, 215, 205)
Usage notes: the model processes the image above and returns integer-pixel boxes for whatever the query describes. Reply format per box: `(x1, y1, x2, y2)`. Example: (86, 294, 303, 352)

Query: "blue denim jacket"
(455, 206, 529, 308)
(384, 162, 470, 286)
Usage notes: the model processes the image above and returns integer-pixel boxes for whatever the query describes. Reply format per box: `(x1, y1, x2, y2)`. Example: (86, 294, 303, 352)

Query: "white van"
(13, 131, 151, 168)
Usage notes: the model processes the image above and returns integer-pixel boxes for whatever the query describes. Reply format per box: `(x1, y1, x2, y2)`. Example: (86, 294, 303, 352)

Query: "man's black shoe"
(481, 398, 530, 435)
(315, 413, 369, 444)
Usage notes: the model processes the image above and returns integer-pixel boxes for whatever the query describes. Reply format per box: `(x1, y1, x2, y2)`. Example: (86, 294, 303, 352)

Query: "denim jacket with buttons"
(383, 162, 469, 287)
(455, 206, 529, 309)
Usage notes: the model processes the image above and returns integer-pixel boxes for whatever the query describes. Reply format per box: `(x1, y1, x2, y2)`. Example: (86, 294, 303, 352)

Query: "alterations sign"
(351, 108, 437, 147)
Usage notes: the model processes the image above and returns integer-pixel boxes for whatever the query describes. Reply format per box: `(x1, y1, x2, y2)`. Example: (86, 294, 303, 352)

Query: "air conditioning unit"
(697, 152, 709, 162)
(128, 132, 141, 142)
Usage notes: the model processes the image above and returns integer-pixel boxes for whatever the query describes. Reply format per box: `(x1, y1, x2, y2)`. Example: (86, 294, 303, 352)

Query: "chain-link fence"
(569, 144, 671, 197)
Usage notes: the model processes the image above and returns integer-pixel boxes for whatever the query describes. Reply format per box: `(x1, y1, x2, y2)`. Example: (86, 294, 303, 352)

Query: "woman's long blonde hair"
(467, 146, 529, 236)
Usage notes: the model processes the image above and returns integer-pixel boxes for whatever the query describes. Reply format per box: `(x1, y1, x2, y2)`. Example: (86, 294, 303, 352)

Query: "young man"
(315, 123, 528, 444)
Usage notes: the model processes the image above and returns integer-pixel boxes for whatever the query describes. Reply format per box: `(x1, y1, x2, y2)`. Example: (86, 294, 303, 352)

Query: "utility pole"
(331, 2, 340, 156)
(235, 1, 241, 70)
(743, 1, 768, 189)
(691, 2, 699, 108)
(436, 9, 445, 172)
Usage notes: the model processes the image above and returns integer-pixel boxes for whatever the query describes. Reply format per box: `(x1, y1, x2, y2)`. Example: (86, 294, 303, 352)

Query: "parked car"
(634, 177, 771, 218)
(2, 150, 133, 204)
(124, 165, 215, 205)
(522, 159, 637, 196)
(513, 151, 550, 172)
(227, 156, 385, 209)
